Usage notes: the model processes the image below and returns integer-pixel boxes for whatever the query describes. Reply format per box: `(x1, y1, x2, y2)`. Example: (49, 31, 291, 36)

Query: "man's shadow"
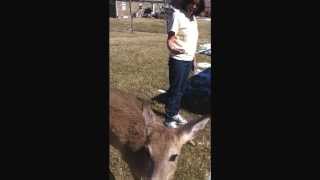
(152, 92, 211, 115)
(152, 68, 212, 115)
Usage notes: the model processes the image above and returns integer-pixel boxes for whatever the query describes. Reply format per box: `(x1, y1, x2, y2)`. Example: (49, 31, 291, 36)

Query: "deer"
(109, 88, 210, 180)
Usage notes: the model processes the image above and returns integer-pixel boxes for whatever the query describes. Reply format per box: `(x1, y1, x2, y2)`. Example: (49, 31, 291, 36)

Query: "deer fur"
(109, 88, 210, 180)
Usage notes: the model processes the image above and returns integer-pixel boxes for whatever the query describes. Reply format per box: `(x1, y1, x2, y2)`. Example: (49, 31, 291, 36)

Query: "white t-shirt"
(167, 8, 199, 61)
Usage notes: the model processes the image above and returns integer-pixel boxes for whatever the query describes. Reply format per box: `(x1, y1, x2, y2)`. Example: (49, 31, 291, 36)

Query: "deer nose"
(150, 173, 171, 180)
(150, 171, 165, 180)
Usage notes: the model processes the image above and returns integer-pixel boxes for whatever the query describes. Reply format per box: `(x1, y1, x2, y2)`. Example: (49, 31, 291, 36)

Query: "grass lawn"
(109, 17, 212, 180)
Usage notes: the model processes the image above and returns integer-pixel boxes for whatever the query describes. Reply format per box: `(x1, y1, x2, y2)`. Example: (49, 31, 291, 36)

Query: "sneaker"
(172, 114, 188, 125)
(164, 120, 178, 128)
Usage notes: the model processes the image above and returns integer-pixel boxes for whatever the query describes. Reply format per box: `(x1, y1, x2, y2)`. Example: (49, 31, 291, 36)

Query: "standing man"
(164, 0, 205, 128)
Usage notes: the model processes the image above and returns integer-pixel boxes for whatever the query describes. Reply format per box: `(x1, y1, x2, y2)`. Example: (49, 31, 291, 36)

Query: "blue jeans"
(165, 57, 193, 120)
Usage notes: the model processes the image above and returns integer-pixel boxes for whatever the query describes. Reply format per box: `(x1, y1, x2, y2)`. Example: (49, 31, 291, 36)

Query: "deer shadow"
(109, 130, 152, 180)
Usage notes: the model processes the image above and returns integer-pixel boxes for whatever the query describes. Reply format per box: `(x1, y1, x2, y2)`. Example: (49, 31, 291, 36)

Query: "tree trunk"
(129, 0, 133, 32)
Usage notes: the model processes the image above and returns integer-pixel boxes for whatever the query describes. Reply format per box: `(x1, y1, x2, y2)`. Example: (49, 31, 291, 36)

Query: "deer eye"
(169, 154, 179, 161)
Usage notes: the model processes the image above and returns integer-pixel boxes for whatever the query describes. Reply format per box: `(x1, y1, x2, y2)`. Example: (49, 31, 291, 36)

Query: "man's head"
(181, 0, 205, 17)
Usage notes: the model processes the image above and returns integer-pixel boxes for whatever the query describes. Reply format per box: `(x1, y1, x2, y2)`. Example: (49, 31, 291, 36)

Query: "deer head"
(139, 102, 210, 180)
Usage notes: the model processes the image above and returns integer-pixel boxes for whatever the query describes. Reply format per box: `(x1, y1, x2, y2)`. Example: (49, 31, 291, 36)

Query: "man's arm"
(167, 31, 185, 54)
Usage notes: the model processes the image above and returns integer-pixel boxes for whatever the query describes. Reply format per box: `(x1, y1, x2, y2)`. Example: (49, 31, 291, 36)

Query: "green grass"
(109, 17, 212, 180)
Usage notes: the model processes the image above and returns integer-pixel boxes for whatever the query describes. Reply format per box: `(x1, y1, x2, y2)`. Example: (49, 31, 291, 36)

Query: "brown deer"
(109, 88, 210, 180)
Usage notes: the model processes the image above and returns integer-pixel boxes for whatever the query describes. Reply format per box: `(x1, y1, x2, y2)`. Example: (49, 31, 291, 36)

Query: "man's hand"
(167, 32, 185, 54)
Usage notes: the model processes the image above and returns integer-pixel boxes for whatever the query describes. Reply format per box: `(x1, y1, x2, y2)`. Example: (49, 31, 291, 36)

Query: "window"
(121, 2, 126, 11)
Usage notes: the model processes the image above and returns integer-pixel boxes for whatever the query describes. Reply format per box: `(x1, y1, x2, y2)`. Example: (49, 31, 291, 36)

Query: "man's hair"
(180, 0, 205, 16)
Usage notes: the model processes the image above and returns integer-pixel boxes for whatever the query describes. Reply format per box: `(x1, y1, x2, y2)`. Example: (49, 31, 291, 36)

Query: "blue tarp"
(186, 67, 212, 97)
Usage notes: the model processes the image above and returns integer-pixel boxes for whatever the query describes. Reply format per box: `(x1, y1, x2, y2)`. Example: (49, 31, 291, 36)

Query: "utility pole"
(129, 0, 133, 32)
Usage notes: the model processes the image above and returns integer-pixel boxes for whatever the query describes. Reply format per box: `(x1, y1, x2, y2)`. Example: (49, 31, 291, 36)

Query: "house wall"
(112, 0, 210, 18)
(115, 0, 165, 18)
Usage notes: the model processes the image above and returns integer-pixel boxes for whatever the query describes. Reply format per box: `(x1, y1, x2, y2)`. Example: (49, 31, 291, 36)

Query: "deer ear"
(142, 101, 156, 126)
(178, 115, 210, 144)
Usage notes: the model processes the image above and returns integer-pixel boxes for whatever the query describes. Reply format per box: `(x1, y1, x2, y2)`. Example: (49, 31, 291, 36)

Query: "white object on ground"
(193, 62, 211, 75)
(199, 43, 211, 50)
(197, 43, 211, 52)
(158, 89, 167, 93)
(196, 43, 211, 56)
(197, 17, 211, 21)
(197, 62, 211, 69)
(193, 68, 203, 75)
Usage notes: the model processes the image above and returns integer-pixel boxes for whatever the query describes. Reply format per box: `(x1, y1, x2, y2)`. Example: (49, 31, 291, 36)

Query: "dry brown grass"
(109, 17, 212, 180)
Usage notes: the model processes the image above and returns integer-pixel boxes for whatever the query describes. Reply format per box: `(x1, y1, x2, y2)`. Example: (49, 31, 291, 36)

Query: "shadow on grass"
(108, 168, 116, 180)
(152, 92, 211, 115)
(152, 109, 166, 118)
(152, 67, 212, 115)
